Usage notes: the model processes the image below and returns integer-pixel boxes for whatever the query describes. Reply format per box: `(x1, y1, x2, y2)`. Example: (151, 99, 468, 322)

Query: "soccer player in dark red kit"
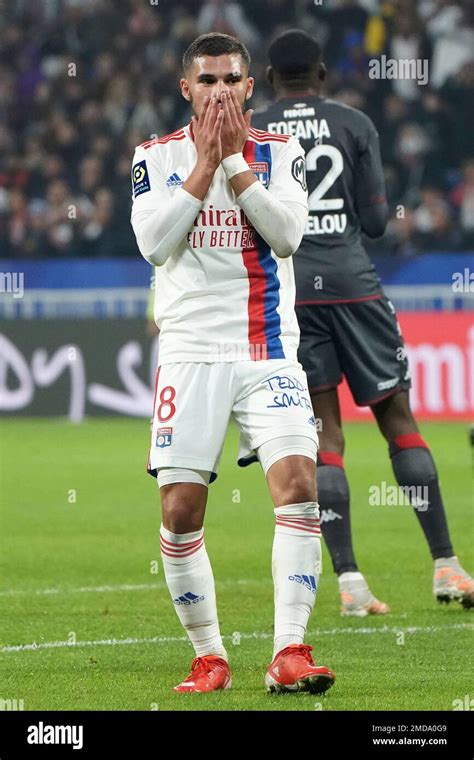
(253, 29, 473, 616)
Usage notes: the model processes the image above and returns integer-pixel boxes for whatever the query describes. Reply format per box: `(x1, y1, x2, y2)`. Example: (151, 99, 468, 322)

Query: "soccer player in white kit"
(131, 32, 336, 695)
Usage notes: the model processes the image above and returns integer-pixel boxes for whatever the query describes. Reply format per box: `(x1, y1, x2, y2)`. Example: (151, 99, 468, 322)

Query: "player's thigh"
(149, 362, 233, 478)
(232, 359, 318, 456)
(296, 304, 342, 394)
(333, 297, 410, 407)
(232, 360, 318, 508)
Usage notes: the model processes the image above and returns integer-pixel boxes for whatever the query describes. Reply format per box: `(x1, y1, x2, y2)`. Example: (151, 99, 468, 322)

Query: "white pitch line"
(1, 624, 472, 654)
(0, 583, 165, 597)
(0, 579, 261, 598)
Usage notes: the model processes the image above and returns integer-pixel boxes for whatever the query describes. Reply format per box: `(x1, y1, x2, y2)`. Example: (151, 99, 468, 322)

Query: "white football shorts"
(147, 360, 318, 483)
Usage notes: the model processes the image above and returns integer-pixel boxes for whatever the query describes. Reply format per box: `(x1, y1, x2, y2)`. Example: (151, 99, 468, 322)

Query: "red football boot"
(173, 655, 232, 693)
(265, 644, 335, 694)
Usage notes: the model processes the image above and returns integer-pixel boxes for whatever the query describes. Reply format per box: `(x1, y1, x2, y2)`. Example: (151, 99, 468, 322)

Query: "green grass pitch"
(0, 418, 472, 711)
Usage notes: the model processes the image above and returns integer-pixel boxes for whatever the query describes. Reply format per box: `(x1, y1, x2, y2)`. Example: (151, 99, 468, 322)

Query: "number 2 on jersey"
(306, 144, 344, 212)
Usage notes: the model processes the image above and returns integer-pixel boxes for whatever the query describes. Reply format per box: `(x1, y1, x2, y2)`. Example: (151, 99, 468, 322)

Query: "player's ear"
(245, 76, 254, 100)
(318, 62, 327, 82)
(266, 65, 274, 86)
(180, 77, 192, 101)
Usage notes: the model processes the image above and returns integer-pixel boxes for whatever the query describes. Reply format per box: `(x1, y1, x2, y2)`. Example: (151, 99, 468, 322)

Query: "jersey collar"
(276, 91, 322, 101)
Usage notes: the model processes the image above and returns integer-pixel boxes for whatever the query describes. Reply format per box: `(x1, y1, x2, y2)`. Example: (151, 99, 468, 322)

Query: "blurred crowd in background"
(1, 0, 473, 259)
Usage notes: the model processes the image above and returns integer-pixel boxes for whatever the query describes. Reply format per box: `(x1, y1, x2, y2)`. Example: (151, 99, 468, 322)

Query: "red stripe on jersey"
(157, 134, 186, 144)
(141, 128, 184, 145)
(151, 365, 161, 421)
(249, 128, 290, 142)
(146, 365, 161, 472)
(140, 138, 159, 150)
(249, 135, 289, 144)
(140, 130, 185, 149)
(249, 127, 289, 137)
(159, 127, 185, 139)
(241, 141, 269, 360)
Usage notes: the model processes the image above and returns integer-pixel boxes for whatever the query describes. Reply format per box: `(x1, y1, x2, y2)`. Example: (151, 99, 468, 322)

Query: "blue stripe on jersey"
(254, 143, 284, 359)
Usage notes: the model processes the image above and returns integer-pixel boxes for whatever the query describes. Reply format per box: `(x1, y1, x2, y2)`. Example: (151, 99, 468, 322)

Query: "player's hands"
(220, 90, 253, 159)
(192, 95, 224, 170)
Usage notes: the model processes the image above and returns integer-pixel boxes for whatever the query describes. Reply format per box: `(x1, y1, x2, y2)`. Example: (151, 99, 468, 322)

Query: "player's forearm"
(182, 160, 217, 201)
(355, 131, 388, 238)
(358, 200, 389, 238)
(235, 181, 308, 258)
(221, 153, 258, 197)
(228, 170, 258, 197)
(132, 188, 203, 267)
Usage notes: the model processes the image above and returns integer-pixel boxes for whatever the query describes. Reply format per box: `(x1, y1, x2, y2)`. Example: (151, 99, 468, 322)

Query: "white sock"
(272, 502, 321, 659)
(160, 525, 227, 660)
(434, 556, 458, 568)
(338, 571, 364, 586)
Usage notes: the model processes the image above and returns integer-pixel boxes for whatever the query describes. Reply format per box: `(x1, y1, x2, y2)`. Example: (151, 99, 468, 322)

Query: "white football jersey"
(131, 123, 308, 364)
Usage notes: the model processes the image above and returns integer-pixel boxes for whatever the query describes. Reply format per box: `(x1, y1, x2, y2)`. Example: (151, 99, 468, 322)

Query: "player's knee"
(318, 428, 345, 456)
(160, 487, 206, 533)
(373, 391, 417, 440)
(268, 461, 317, 506)
(279, 473, 316, 506)
(158, 469, 209, 533)
(259, 436, 317, 505)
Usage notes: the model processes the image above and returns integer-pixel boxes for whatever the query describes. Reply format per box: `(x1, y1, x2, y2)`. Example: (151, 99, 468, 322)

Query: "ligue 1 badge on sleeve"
(132, 160, 151, 197)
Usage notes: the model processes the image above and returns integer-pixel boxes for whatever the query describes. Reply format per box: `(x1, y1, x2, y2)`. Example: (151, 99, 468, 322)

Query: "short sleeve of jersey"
(130, 145, 168, 219)
(268, 136, 308, 208)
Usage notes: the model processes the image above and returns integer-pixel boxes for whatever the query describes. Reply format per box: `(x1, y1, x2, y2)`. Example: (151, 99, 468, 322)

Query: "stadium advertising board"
(1, 313, 472, 420)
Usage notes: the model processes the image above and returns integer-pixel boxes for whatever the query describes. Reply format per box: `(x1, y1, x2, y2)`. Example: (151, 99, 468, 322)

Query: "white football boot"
(339, 572, 390, 617)
(433, 557, 474, 609)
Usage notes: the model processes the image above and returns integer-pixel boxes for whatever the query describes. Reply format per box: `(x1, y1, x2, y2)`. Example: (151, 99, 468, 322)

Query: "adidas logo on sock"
(173, 591, 205, 606)
(288, 574, 317, 594)
(166, 172, 183, 187)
